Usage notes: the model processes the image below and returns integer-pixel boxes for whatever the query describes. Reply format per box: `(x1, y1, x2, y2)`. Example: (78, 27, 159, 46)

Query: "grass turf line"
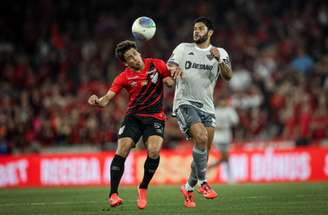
(0, 183, 327, 215)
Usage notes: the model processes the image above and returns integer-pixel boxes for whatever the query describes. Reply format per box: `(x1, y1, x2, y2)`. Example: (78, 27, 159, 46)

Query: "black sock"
(109, 154, 126, 196)
(139, 156, 160, 189)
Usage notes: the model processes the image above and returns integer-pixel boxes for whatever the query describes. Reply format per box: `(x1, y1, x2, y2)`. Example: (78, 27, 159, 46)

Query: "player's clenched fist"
(210, 47, 221, 62)
(88, 95, 99, 105)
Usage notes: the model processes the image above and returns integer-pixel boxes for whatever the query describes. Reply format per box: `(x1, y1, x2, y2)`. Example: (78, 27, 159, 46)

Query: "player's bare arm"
(167, 63, 183, 80)
(210, 47, 232, 81)
(163, 76, 175, 87)
(88, 90, 116, 107)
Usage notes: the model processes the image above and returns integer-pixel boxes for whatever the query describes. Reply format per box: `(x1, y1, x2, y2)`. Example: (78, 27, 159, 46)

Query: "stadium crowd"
(0, 0, 327, 154)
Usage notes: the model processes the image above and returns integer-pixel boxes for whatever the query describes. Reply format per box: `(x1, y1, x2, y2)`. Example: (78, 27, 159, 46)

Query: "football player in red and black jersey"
(88, 40, 180, 209)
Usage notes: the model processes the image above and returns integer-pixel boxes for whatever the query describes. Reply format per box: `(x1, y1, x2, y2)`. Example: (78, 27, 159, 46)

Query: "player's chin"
(194, 39, 203, 44)
(134, 63, 143, 70)
(194, 37, 205, 44)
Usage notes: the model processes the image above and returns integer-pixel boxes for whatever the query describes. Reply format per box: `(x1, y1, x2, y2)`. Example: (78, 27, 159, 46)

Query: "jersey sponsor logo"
(188, 52, 194, 55)
(185, 61, 213, 71)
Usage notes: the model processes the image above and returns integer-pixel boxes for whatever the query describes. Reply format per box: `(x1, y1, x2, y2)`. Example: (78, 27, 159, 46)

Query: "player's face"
(124, 48, 144, 71)
(193, 22, 212, 44)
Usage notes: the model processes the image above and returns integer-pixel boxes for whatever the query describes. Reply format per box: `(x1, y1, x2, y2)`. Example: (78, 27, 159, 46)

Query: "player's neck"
(196, 41, 210, 49)
(129, 61, 145, 72)
(130, 65, 144, 72)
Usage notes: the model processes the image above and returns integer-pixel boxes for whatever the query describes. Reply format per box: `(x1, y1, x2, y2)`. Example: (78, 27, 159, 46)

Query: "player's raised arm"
(210, 47, 232, 81)
(89, 64, 125, 107)
(154, 58, 179, 86)
(167, 63, 183, 80)
(163, 76, 175, 87)
(88, 90, 116, 107)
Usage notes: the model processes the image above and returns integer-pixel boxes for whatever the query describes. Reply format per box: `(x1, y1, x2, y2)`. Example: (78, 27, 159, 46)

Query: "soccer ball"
(132, 17, 156, 41)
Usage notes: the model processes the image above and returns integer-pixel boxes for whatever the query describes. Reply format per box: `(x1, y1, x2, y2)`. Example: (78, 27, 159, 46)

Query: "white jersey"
(214, 106, 239, 144)
(168, 42, 231, 114)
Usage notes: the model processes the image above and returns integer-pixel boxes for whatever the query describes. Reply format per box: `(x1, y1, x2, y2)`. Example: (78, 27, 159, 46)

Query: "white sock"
(185, 183, 194, 192)
(198, 179, 207, 185)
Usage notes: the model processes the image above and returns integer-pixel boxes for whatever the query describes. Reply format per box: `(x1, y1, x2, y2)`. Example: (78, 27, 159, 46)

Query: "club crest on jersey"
(130, 81, 137, 87)
(206, 54, 214, 60)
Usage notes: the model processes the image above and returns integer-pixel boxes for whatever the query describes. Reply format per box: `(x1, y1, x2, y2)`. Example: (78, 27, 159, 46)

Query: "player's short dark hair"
(115, 40, 137, 62)
(194, 17, 214, 31)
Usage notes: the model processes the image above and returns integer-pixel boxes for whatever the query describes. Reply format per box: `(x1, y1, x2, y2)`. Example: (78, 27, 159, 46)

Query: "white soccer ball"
(132, 17, 156, 41)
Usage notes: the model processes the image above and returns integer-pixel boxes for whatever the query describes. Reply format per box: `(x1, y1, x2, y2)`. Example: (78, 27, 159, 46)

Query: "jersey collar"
(194, 43, 212, 51)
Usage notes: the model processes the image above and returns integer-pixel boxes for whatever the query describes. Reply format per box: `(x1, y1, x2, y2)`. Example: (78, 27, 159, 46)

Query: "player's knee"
(116, 141, 133, 157)
(146, 136, 163, 159)
(147, 146, 160, 159)
(116, 147, 130, 157)
(194, 132, 208, 149)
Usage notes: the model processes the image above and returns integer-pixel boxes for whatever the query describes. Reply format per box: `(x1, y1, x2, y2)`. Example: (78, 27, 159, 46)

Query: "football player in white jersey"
(167, 17, 233, 208)
(208, 98, 239, 183)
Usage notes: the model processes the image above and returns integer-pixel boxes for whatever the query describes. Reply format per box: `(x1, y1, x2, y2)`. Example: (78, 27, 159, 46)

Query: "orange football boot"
(180, 185, 196, 208)
(108, 193, 123, 207)
(197, 182, 218, 199)
(137, 188, 147, 209)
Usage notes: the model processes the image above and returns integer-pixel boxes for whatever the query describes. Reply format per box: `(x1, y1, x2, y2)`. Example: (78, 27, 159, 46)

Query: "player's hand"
(210, 47, 221, 62)
(168, 64, 183, 80)
(88, 95, 99, 105)
(163, 77, 175, 87)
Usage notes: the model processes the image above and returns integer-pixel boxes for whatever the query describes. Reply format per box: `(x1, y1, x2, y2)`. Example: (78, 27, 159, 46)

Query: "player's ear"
(208, 30, 214, 37)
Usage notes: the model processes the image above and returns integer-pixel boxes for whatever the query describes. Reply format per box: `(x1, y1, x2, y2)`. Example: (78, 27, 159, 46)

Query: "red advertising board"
(0, 147, 328, 188)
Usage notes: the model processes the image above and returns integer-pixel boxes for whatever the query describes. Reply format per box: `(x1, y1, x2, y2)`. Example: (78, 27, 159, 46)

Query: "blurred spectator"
(291, 47, 314, 74)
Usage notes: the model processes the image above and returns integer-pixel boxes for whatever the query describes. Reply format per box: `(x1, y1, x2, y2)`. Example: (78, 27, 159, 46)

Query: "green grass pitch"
(0, 183, 327, 215)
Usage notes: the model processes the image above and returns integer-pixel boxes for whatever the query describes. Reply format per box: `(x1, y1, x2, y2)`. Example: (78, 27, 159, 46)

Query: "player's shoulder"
(144, 58, 165, 65)
(173, 42, 194, 51)
(116, 68, 129, 80)
(176, 42, 194, 49)
(215, 46, 229, 56)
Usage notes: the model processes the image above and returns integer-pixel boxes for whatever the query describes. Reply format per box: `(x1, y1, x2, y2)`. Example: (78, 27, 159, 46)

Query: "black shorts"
(118, 115, 165, 144)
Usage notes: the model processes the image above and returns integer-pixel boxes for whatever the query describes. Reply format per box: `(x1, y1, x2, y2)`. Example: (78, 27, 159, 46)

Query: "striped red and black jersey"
(110, 58, 170, 121)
